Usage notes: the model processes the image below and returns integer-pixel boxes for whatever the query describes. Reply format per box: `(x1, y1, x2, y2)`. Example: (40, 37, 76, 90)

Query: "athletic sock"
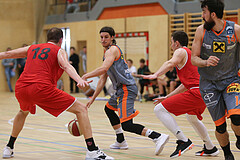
(115, 127, 125, 143)
(186, 114, 214, 149)
(7, 136, 16, 149)
(221, 143, 232, 156)
(145, 129, 161, 139)
(154, 103, 188, 142)
(85, 138, 98, 151)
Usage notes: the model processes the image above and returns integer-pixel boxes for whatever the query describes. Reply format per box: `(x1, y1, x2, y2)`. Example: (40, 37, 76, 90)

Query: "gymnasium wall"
(0, 0, 35, 92)
(43, 15, 169, 92)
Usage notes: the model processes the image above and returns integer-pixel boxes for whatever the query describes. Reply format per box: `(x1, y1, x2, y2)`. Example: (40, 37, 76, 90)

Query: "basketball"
(68, 119, 82, 136)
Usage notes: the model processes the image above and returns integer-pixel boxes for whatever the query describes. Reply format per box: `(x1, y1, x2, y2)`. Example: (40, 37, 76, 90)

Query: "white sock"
(115, 127, 123, 134)
(145, 129, 153, 137)
(154, 103, 188, 142)
(186, 114, 214, 150)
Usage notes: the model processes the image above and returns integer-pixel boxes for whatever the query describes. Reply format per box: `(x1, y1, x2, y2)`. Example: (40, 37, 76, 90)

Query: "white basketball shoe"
(153, 133, 169, 155)
(110, 140, 128, 150)
(2, 146, 14, 158)
(85, 149, 114, 160)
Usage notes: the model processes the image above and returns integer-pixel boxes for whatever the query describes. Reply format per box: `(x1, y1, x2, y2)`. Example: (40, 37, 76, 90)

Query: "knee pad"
(104, 106, 120, 126)
(216, 122, 227, 134)
(154, 103, 168, 114)
(230, 115, 240, 126)
(121, 119, 144, 135)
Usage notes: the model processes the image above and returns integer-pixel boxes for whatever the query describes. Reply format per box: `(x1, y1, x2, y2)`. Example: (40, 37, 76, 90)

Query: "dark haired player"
(82, 26, 169, 156)
(143, 31, 219, 158)
(191, 0, 240, 159)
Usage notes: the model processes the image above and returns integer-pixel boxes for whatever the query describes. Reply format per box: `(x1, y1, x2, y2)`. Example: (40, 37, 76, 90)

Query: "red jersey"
(176, 47, 200, 90)
(17, 42, 63, 87)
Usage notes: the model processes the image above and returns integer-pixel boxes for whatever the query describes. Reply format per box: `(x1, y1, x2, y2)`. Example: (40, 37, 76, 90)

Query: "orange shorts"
(15, 83, 76, 117)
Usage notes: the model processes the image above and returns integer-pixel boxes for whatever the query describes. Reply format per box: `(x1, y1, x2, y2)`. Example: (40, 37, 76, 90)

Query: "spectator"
(65, 0, 80, 13)
(17, 44, 27, 77)
(69, 47, 79, 93)
(127, 59, 141, 99)
(80, 46, 87, 74)
(57, 78, 64, 90)
(137, 58, 151, 101)
(158, 67, 181, 95)
(127, 59, 137, 76)
(2, 47, 17, 92)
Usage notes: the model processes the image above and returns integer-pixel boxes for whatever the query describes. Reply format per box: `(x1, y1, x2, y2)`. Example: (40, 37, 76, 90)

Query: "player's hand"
(141, 74, 157, 80)
(86, 98, 95, 108)
(206, 56, 219, 67)
(82, 74, 87, 81)
(153, 96, 167, 105)
(77, 79, 89, 89)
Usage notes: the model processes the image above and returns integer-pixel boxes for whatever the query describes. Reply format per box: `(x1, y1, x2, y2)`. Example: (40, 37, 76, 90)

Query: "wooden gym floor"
(0, 92, 240, 160)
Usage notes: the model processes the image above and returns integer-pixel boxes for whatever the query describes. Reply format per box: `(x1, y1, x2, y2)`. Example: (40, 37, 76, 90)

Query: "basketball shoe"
(195, 144, 219, 156)
(85, 149, 114, 160)
(170, 139, 194, 158)
(2, 146, 14, 158)
(153, 133, 169, 155)
(110, 140, 128, 149)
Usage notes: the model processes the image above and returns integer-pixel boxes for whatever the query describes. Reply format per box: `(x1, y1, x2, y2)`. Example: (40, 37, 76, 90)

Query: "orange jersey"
(17, 42, 63, 87)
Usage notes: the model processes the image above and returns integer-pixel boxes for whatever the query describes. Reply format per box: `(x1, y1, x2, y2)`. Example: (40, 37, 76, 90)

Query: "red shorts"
(15, 83, 76, 117)
(161, 88, 206, 120)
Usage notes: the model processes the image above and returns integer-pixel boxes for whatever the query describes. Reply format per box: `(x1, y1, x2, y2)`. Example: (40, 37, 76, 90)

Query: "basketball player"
(191, 1, 240, 160)
(142, 31, 219, 158)
(82, 26, 169, 156)
(0, 27, 113, 160)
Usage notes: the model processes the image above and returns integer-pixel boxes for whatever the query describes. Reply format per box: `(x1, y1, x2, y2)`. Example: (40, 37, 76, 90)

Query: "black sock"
(7, 136, 17, 149)
(85, 138, 98, 151)
(116, 133, 124, 143)
(221, 143, 232, 156)
(148, 131, 161, 140)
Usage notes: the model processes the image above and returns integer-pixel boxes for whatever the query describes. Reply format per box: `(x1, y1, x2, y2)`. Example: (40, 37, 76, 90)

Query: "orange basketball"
(68, 119, 82, 136)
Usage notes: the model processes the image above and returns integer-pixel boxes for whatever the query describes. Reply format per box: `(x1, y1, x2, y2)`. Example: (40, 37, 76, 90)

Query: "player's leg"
(104, 105, 128, 150)
(3, 110, 29, 158)
(105, 93, 128, 150)
(154, 103, 192, 158)
(230, 115, 240, 150)
(119, 85, 169, 155)
(201, 91, 233, 159)
(186, 114, 219, 156)
(223, 78, 240, 151)
(67, 100, 114, 160)
(121, 119, 169, 155)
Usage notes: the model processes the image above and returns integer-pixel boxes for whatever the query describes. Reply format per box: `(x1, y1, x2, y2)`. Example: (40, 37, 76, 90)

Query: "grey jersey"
(199, 20, 239, 80)
(104, 45, 136, 90)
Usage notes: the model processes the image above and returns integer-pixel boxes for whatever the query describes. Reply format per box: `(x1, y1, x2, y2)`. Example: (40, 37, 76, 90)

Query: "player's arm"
(0, 46, 29, 60)
(142, 49, 185, 80)
(235, 23, 240, 43)
(191, 25, 219, 67)
(86, 73, 108, 108)
(166, 84, 187, 98)
(153, 84, 187, 105)
(82, 46, 118, 80)
(57, 49, 89, 88)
